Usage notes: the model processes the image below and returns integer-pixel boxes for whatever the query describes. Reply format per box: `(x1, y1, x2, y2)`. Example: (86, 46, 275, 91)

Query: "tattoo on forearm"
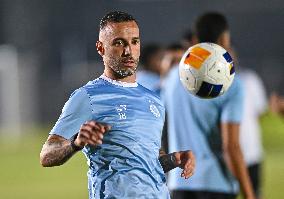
(40, 137, 77, 167)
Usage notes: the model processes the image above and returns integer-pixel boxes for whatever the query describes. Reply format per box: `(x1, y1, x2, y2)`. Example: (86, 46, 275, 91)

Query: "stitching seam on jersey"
(82, 87, 94, 116)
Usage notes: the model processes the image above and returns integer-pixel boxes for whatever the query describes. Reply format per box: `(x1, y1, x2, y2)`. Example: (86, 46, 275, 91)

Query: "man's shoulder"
(80, 76, 114, 94)
(226, 75, 244, 94)
(212, 75, 244, 107)
(65, 77, 106, 101)
(83, 76, 106, 88)
(138, 84, 163, 103)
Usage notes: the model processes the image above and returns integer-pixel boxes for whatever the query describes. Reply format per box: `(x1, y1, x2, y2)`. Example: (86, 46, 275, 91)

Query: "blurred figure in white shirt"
(231, 48, 267, 199)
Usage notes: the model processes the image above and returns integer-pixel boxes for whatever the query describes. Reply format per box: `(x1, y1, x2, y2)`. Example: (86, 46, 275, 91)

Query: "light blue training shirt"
(162, 66, 244, 194)
(50, 74, 170, 199)
(137, 70, 161, 95)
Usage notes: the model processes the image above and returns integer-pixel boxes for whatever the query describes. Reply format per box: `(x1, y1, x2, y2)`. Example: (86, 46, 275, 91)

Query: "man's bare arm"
(221, 122, 256, 199)
(40, 134, 78, 167)
(40, 121, 111, 167)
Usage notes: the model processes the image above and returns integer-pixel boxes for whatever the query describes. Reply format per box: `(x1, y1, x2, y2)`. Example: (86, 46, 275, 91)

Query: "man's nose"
(123, 45, 132, 56)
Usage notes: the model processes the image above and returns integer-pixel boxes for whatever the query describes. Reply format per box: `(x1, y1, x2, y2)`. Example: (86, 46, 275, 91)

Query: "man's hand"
(159, 150, 195, 179)
(74, 121, 111, 148)
(173, 150, 195, 179)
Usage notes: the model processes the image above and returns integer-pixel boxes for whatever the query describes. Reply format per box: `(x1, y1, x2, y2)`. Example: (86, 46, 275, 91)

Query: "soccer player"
(40, 11, 195, 199)
(163, 12, 256, 199)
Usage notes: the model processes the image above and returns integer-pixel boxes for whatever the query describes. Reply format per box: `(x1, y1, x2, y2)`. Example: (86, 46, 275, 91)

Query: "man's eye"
(132, 40, 140, 45)
(114, 41, 124, 46)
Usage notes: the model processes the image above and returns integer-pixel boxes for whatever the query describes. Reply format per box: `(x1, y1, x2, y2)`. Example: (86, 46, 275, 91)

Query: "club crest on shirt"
(149, 100, 160, 118)
(116, 105, 127, 120)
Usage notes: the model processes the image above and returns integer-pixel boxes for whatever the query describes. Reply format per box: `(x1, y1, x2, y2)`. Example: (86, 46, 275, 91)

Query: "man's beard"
(106, 56, 139, 78)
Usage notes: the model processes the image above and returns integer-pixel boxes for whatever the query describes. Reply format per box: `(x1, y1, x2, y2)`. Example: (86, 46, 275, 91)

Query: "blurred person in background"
(230, 47, 267, 199)
(160, 43, 187, 153)
(180, 29, 195, 51)
(163, 12, 256, 199)
(164, 43, 184, 67)
(137, 42, 185, 155)
(161, 30, 194, 77)
(137, 43, 165, 94)
(269, 92, 284, 116)
(137, 43, 184, 95)
(39, 11, 195, 199)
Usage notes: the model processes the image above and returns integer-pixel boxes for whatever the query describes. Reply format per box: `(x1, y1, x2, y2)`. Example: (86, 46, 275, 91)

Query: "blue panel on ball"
(230, 64, 235, 75)
(210, 84, 223, 97)
(223, 52, 233, 63)
(196, 81, 223, 98)
(223, 52, 235, 75)
(196, 81, 212, 97)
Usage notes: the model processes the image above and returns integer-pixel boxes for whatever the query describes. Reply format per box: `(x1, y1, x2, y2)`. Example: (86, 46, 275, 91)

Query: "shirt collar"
(100, 74, 138, 88)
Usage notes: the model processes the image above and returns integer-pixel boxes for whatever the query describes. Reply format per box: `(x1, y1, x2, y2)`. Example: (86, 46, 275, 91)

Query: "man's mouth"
(122, 59, 135, 67)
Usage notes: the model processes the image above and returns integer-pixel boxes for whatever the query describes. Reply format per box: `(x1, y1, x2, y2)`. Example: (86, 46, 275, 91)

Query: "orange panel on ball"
(184, 47, 211, 69)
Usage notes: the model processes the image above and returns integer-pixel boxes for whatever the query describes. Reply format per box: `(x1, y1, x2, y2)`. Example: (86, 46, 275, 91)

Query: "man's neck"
(103, 70, 136, 83)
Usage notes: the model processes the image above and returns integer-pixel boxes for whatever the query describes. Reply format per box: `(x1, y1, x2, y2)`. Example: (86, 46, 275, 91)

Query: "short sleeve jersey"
(162, 66, 244, 194)
(50, 75, 170, 199)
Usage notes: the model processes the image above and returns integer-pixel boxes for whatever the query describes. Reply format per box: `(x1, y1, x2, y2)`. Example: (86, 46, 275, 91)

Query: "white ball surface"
(179, 42, 235, 98)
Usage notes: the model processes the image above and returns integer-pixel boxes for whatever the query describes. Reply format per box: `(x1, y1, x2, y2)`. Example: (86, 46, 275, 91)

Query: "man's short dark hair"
(100, 11, 137, 30)
(195, 12, 228, 43)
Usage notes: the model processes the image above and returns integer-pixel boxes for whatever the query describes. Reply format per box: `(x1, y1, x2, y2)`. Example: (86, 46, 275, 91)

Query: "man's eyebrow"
(113, 37, 140, 41)
(113, 37, 127, 42)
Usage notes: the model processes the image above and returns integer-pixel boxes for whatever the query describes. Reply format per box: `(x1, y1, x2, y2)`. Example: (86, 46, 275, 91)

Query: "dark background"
(0, 0, 283, 125)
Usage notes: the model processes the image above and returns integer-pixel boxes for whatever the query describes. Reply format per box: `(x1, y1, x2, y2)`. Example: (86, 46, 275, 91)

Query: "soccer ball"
(179, 42, 235, 98)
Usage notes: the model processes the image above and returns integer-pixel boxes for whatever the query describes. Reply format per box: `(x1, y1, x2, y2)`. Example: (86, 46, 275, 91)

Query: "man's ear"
(96, 41, 104, 56)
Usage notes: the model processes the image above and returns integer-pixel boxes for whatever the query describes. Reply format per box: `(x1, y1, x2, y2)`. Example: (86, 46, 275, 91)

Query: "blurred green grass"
(259, 113, 284, 199)
(0, 113, 283, 199)
(0, 130, 88, 199)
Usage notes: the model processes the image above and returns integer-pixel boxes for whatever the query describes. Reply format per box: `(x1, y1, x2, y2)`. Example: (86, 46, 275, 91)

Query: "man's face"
(97, 21, 140, 78)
